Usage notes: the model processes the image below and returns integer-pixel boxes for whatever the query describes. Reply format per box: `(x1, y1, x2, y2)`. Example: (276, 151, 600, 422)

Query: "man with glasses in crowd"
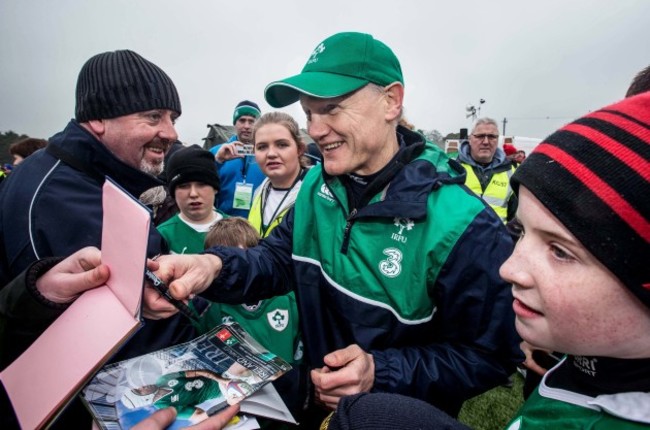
(457, 118, 517, 222)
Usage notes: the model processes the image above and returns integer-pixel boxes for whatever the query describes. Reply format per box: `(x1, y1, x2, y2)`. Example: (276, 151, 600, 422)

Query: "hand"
(142, 254, 222, 320)
(311, 344, 375, 410)
(36, 246, 110, 303)
(520, 340, 551, 376)
(215, 142, 245, 163)
(132, 405, 240, 430)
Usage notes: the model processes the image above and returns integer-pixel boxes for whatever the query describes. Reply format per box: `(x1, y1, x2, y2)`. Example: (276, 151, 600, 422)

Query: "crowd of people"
(0, 31, 648, 430)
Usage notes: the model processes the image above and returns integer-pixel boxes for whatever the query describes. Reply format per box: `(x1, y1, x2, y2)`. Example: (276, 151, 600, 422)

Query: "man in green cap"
(151, 32, 522, 420)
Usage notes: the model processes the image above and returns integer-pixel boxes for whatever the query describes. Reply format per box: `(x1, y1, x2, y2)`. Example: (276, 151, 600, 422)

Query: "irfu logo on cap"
(307, 43, 326, 65)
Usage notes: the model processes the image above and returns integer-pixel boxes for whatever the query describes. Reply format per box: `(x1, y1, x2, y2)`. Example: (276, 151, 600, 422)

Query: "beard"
(140, 158, 164, 176)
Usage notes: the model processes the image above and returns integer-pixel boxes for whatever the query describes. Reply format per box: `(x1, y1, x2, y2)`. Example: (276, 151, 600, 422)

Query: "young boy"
(157, 145, 226, 254)
(198, 217, 302, 368)
(200, 217, 305, 423)
(321, 93, 650, 429)
(500, 93, 650, 429)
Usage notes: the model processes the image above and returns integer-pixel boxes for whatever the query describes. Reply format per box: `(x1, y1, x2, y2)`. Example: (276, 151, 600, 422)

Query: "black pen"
(144, 269, 200, 324)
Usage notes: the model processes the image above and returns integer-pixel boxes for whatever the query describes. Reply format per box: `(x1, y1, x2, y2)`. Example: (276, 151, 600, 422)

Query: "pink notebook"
(0, 179, 151, 429)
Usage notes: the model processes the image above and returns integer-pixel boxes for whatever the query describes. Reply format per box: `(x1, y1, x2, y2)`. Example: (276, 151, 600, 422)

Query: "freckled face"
(499, 187, 650, 358)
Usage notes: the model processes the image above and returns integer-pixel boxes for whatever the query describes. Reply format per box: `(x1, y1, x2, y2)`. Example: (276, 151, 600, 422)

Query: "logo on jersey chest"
(391, 217, 414, 243)
(317, 183, 335, 203)
(267, 309, 289, 332)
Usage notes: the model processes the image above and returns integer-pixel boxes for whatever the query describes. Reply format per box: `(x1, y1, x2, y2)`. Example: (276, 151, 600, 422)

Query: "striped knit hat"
(511, 93, 650, 307)
(75, 50, 181, 122)
(232, 100, 261, 124)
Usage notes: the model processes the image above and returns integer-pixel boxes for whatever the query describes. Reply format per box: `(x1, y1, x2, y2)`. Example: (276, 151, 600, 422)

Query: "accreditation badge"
(233, 182, 253, 210)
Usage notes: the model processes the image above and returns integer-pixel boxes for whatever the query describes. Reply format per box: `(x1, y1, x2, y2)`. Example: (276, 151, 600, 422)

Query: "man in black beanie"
(209, 100, 266, 217)
(0, 50, 196, 428)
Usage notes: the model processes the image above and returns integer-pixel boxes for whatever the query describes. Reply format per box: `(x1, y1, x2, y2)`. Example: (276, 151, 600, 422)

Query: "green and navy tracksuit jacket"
(203, 127, 522, 415)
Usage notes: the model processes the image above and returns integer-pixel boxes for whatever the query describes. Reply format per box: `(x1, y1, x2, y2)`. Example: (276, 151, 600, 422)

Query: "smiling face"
(254, 123, 304, 189)
(469, 122, 499, 164)
(174, 181, 217, 223)
(499, 186, 650, 358)
(90, 109, 178, 173)
(300, 83, 403, 176)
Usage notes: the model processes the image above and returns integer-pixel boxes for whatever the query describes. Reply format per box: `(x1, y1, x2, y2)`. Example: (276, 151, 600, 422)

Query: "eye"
(324, 104, 339, 114)
(506, 218, 524, 241)
(550, 244, 574, 262)
(255, 143, 267, 151)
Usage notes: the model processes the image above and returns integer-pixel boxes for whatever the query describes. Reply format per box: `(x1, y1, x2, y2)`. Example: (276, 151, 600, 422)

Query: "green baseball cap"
(264, 32, 404, 108)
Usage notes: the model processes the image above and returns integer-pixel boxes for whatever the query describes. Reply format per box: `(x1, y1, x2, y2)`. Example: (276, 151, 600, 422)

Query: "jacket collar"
(323, 126, 464, 220)
(48, 120, 163, 197)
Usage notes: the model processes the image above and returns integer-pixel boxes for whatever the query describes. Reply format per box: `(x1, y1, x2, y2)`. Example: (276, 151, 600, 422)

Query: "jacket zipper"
(341, 208, 357, 254)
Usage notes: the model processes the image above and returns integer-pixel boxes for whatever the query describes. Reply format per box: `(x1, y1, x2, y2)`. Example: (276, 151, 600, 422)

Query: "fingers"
(523, 355, 549, 376)
(74, 246, 103, 271)
(216, 143, 244, 162)
(323, 344, 362, 369)
(132, 407, 177, 429)
(142, 286, 180, 320)
(36, 247, 109, 303)
(187, 405, 240, 430)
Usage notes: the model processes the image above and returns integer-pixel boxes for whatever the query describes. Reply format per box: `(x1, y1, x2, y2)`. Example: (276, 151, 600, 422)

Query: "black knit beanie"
(75, 50, 181, 122)
(511, 93, 650, 308)
(232, 100, 261, 124)
(166, 145, 220, 196)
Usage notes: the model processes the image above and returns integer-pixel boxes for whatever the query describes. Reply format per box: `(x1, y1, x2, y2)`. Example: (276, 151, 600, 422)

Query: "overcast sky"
(1, 0, 648, 146)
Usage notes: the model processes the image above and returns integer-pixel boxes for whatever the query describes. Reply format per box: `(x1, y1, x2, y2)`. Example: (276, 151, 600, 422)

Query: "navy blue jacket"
(0, 120, 196, 351)
(203, 127, 523, 416)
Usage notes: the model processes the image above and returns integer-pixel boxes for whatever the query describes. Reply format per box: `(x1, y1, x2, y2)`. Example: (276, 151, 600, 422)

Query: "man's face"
(99, 109, 178, 173)
(499, 186, 650, 357)
(469, 123, 499, 164)
(235, 115, 256, 144)
(300, 85, 398, 176)
(174, 181, 216, 223)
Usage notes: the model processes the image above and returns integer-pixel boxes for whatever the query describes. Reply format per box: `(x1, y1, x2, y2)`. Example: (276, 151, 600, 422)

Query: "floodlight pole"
(502, 117, 507, 135)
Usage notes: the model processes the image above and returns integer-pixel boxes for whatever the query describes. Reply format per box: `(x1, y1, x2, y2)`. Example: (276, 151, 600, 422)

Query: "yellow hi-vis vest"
(462, 163, 515, 222)
(248, 191, 289, 238)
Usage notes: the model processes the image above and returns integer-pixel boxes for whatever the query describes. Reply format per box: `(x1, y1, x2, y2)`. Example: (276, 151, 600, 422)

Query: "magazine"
(82, 323, 295, 429)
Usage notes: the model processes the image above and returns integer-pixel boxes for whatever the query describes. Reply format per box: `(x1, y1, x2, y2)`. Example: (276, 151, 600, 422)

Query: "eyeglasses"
(472, 134, 499, 141)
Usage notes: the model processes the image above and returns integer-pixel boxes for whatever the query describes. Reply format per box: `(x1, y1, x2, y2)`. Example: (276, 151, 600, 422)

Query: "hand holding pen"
(144, 269, 200, 324)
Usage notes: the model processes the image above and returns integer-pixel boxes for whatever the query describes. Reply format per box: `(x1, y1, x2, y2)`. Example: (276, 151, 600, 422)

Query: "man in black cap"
(0, 49, 196, 428)
(209, 100, 266, 217)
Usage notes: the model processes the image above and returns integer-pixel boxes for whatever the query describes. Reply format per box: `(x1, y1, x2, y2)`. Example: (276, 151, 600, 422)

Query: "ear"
(383, 83, 404, 122)
(86, 119, 106, 136)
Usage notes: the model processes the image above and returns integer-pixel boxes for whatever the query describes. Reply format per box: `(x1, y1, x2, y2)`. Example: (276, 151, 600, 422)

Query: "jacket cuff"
(369, 349, 392, 393)
(25, 257, 69, 310)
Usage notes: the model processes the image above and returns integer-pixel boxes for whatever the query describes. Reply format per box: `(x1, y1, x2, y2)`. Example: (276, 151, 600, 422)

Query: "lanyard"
(241, 156, 252, 183)
(259, 169, 305, 237)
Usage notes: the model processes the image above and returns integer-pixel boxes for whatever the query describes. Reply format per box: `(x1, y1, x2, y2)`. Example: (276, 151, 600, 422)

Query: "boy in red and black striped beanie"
(499, 92, 650, 428)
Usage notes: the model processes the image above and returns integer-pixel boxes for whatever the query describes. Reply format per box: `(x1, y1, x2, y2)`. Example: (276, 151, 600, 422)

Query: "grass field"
(458, 373, 525, 430)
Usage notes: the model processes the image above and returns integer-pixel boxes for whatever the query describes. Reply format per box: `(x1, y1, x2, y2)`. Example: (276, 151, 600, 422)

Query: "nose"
(307, 114, 329, 142)
(189, 184, 200, 196)
(159, 115, 178, 142)
(499, 242, 533, 289)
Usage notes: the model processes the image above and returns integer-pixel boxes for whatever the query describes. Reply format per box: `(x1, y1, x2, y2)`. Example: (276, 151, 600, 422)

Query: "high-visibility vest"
(462, 163, 515, 222)
(248, 191, 290, 238)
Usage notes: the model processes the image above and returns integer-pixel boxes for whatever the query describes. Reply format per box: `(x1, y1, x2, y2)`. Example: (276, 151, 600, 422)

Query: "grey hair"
(471, 117, 499, 135)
